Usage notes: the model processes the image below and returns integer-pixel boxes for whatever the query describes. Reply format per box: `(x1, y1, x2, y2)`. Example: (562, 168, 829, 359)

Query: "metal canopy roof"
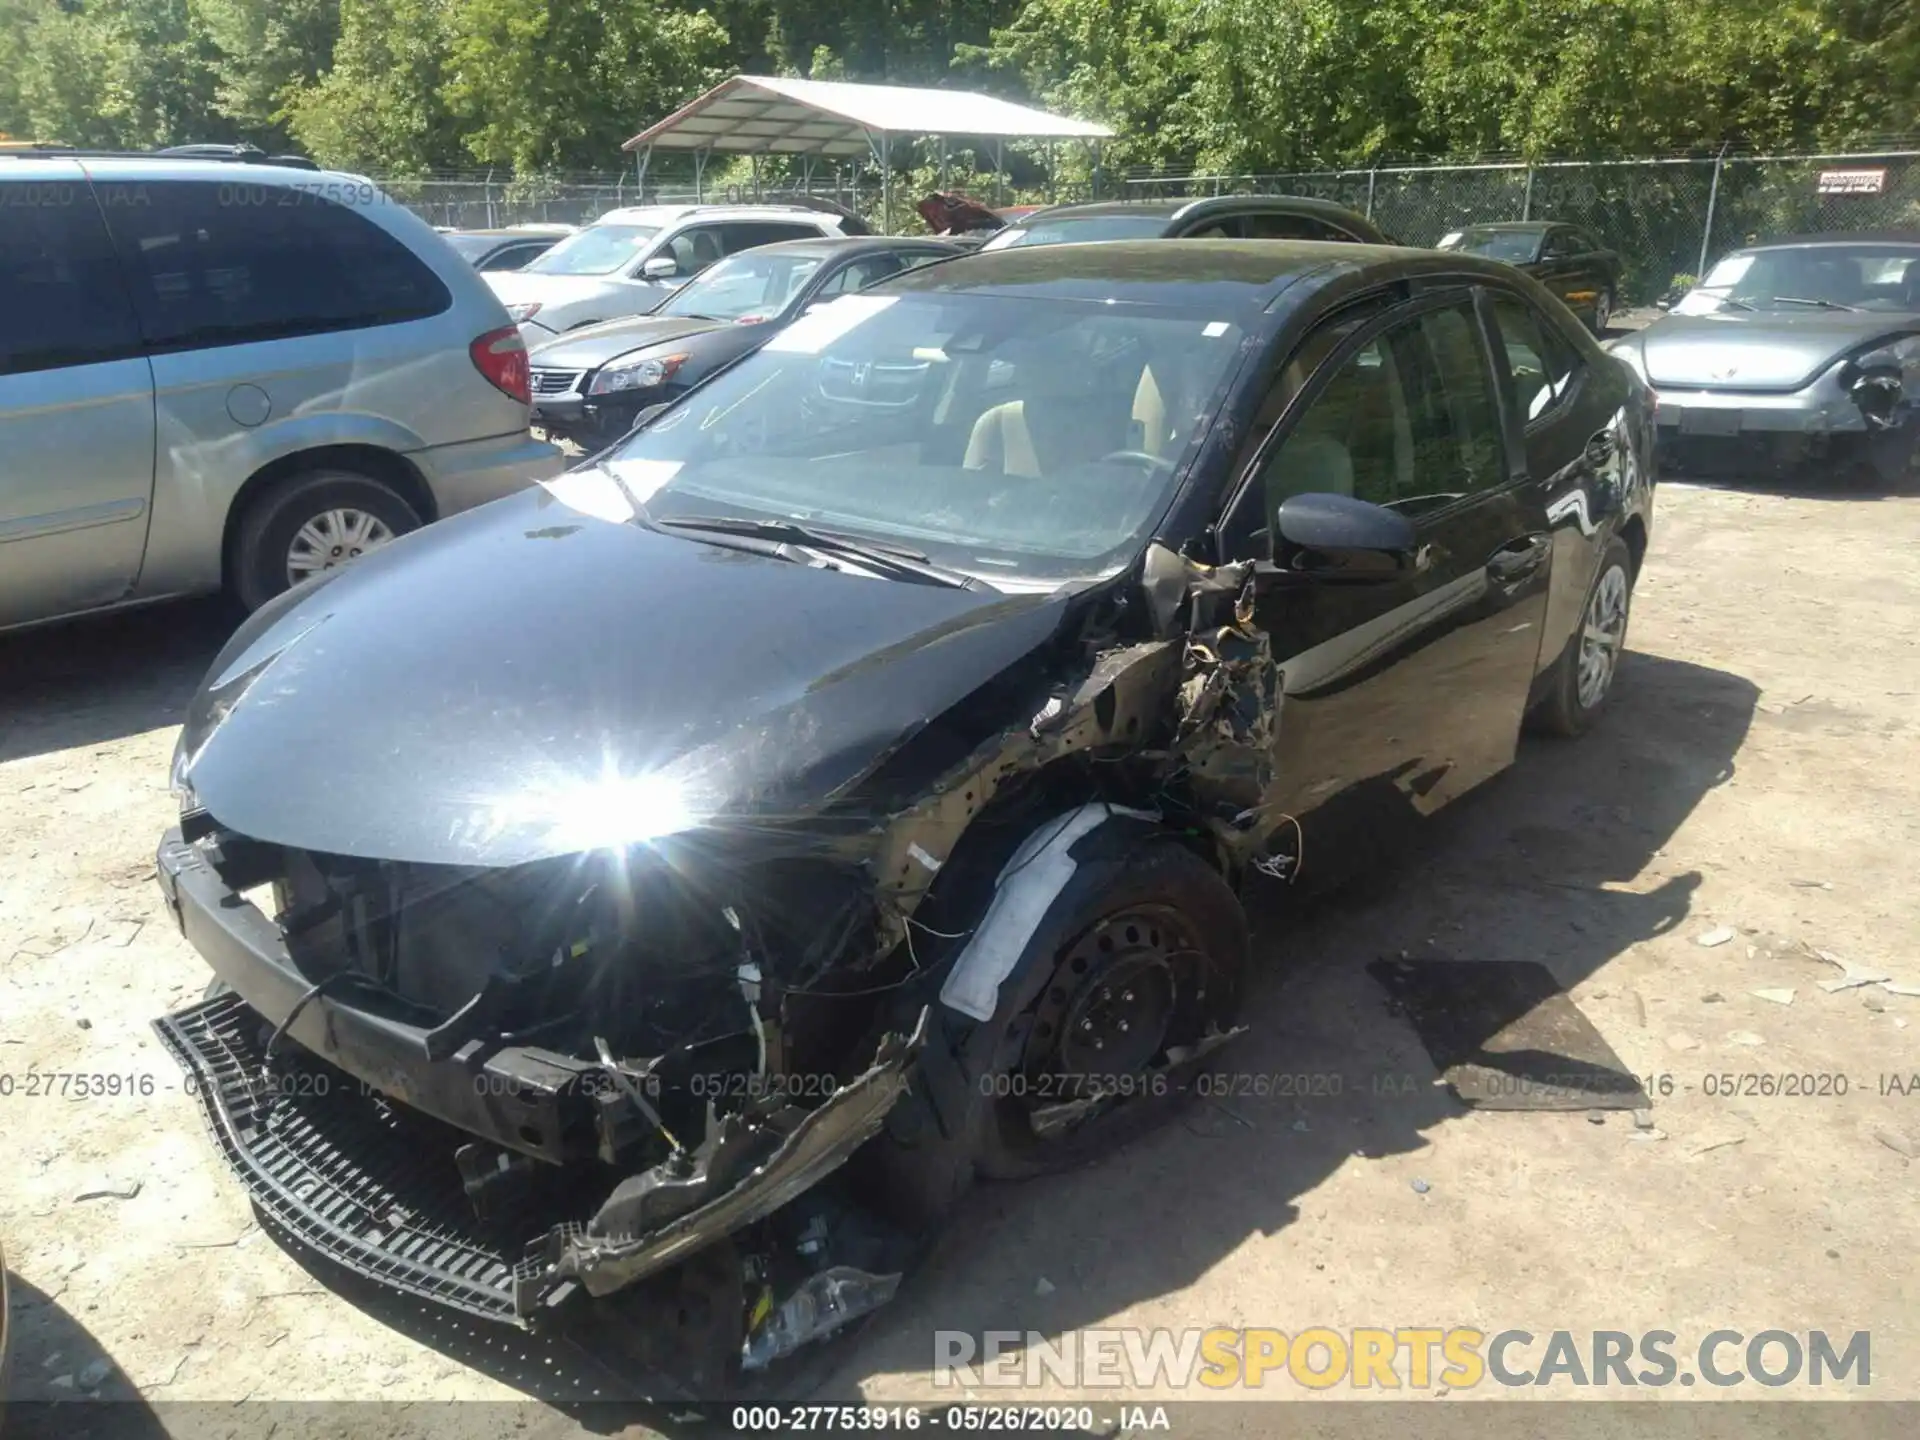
(621, 75, 1113, 156)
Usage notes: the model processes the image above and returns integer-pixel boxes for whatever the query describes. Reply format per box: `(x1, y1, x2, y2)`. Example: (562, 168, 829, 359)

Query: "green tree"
(284, 0, 463, 172)
(443, 0, 731, 172)
(190, 0, 341, 141)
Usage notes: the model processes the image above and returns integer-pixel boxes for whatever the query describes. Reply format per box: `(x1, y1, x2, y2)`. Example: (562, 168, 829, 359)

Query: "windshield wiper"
(649, 514, 989, 590)
(1766, 295, 1860, 311)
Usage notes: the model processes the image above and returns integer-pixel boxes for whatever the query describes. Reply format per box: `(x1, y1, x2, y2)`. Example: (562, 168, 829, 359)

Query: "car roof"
(714, 235, 964, 262)
(879, 237, 1505, 312)
(1454, 221, 1560, 234)
(1012, 194, 1373, 226)
(589, 203, 842, 227)
(20, 156, 373, 188)
(448, 228, 566, 241)
(1739, 231, 1920, 251)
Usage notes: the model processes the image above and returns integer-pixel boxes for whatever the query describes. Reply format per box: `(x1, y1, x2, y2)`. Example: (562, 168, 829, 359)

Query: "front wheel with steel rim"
(978, 841, 1250, 1179)
(233, 469, 422, 612)
(1531, 535, 1633, 737)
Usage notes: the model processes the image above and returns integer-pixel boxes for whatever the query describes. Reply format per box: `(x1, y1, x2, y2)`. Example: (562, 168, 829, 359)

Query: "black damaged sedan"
(155, 241, 1655, 1390)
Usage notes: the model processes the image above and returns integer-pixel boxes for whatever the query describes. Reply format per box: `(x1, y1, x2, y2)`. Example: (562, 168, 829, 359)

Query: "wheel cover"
(1577, 563, 1629, 708)
(1595, 292, 1612, 330)
(286, 508, 396, 584)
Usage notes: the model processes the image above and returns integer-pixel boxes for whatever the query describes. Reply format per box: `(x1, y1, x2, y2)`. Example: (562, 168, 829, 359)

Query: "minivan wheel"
(1591, 289, 1614, 335)
(233, 470, 421, 612)
(1530, 535, 1633, 737)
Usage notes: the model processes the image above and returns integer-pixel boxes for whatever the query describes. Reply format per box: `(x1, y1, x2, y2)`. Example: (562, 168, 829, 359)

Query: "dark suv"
(981, 194, 1397, 250)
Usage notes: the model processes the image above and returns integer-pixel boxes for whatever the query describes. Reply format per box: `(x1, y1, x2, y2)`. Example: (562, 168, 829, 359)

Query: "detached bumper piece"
(154, 993, 544, 1324)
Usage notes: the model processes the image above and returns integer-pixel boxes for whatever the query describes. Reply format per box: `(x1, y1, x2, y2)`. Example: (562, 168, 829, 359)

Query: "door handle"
(1487, 533, 1550, 581)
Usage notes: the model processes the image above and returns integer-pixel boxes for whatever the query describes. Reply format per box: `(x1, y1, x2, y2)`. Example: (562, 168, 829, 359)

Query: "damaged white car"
(155, 239, 1656, 1392)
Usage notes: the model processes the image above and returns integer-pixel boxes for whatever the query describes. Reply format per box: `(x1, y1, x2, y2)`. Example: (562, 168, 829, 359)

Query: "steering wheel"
(1098, 449, 1178, 475)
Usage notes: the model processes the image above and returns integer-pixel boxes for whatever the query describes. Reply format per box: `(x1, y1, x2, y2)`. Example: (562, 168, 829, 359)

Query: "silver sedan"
(1607, 233, 1920, 484)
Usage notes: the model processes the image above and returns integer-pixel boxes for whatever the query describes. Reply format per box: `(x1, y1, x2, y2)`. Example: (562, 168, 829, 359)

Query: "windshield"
(981, 215, 1172, 251)
(1437, 229, 1543, 263)
(524, 224, 662, 277)
(657, 251, 824, 322)
(1676, 244, 1920, 314)
(598, 292, 1247, 583)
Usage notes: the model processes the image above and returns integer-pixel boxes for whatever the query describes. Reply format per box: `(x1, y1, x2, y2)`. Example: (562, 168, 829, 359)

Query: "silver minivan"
(0, 155, 564, 630)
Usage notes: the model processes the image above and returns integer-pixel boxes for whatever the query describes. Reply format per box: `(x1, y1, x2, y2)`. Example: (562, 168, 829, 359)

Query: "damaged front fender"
(515, 1009, 927, 1316)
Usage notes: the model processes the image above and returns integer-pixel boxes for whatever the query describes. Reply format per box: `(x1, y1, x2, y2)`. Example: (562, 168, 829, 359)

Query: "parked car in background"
(156, 240, 1652, 1382)
(1437, 221, 1621, 334)
(979, 195, 1397, 249)
(529, 235, 962, 450)
(441, 225, 576, 273)
(1607, 232, 1920, 483)
(0, 152, 561, 630)
(485, 202, 867, 343)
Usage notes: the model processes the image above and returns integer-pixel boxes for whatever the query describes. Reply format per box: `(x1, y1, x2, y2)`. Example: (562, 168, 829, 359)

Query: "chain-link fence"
(369, 149, 1920, 305)
(369, 170, 885, 230)
(1122, 150, 1920, 303)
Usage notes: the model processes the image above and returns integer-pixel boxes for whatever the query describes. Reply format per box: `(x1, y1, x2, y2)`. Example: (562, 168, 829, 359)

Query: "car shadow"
(801, 647, 1757, 1398)
(0, 600, 235, 766)
(2, 1274, 167, 1437)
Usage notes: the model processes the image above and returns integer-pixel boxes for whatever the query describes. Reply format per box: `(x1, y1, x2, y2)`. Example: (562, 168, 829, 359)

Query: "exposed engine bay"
(154, 541, 1278, 1389)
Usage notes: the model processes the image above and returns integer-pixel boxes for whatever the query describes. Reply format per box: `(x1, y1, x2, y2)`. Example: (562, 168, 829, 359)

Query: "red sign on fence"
(1816, 168, 1888, 195)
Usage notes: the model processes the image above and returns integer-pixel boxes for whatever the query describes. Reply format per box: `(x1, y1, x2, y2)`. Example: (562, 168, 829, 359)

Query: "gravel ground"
(1, 476, 1917, 1431)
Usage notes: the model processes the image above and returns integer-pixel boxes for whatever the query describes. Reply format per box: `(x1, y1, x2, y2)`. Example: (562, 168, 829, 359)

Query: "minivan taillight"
(470, 326, 531, 404)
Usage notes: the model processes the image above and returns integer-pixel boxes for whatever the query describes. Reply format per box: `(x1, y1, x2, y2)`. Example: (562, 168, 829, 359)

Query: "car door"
(1218, 291, 1552, 879)
(1535, 227, 1588, 310)
(0, 166, 157, 627)
(1482, 286, 1629, 687)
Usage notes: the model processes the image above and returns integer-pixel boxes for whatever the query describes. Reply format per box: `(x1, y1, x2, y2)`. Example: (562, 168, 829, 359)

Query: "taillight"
(470, 325, 531, 404)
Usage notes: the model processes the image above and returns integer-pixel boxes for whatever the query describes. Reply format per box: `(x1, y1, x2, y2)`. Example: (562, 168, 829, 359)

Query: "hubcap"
(1577, 563, 1629, 709)
(1595, 293, 1611, 332)
(286, 508, 395, 585)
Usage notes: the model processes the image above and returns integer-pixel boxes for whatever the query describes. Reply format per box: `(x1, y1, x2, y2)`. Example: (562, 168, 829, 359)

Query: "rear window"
(97, 180, 450, 351)
(0, 181, 144, 375)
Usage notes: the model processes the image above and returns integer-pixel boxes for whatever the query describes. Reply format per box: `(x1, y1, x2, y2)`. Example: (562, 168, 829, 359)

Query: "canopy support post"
(634, 144, 651, 202)
(1047, 140, 1056, 202)
(994, 138, 1005, 205)
(750, 153, 762, 201)
(873, 130, 893, 233)
(694, 147, 711, 204)
(936, 135, 947, 194)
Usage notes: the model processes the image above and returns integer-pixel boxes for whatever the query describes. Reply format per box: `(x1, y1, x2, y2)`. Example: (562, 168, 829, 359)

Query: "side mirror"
(1274, 492, 1419, 580)
(641, 256, 679, 280)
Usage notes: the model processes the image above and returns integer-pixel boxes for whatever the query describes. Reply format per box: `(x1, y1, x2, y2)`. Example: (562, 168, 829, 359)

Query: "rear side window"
(0, 182, 143, 375)
(97, 181, 450, 351)
(1489, 295, 1579, 422)
(1243, 212, 1353, 241)
(721, 221, 829, 252)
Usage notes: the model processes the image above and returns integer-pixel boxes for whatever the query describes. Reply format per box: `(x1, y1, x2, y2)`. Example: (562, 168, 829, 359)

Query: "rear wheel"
(1591, 288, 1614, 335)
(1531, 535, 1633, 737)
(232, 469, 421, 612)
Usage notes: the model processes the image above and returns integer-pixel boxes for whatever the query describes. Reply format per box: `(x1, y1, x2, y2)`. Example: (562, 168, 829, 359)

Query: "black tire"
(232, 469, 421, 612)
(1530, 535, 1633, 738)
(869, 833, 1249, 1209)
(1591, 287, 1615, 336)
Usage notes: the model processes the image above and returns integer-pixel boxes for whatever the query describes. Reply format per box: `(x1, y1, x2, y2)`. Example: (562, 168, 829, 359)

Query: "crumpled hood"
(176, 485, 1068, 867)
(1636, 311, 1920, 391)
(527, 314, 726, 370)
